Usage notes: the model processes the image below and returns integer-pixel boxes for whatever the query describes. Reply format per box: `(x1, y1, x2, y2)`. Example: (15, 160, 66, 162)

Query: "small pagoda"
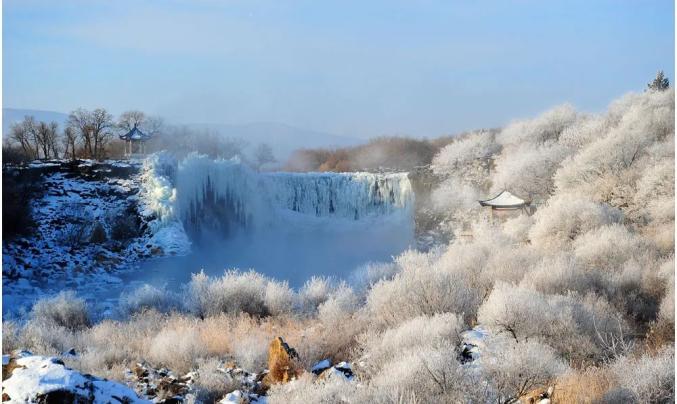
(479, 190, 531, 220)
(119, 124, 151, 157)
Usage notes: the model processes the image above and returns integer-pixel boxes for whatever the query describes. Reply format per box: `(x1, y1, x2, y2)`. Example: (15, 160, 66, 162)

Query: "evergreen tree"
(648, 70, 670, 91)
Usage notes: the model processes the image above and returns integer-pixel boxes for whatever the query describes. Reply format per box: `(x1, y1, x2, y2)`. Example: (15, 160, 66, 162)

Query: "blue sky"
(3, 0, 675, 138)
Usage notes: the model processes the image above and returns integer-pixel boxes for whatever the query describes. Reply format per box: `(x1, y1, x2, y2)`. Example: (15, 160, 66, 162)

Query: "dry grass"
(552, 367, 617, 404)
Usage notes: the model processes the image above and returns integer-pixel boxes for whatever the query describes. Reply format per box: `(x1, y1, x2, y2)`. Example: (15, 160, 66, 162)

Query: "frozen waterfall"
(176, 154, 414, 238)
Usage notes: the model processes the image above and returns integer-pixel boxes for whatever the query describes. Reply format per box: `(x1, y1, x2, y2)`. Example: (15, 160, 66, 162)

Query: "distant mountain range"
(2, 108, 360, 160)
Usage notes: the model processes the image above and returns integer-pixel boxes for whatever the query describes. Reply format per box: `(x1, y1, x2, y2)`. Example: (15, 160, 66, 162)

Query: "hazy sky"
(3, 0, 675, 138)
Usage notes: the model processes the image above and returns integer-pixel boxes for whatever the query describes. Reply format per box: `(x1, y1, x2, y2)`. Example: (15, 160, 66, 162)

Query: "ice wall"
(138, 152, 191, 254)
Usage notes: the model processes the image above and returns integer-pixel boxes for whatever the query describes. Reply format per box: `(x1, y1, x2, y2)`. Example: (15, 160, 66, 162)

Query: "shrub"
(2, 321, 20, 353)
(118, 284, 182, 317)
(611, 347, 674, 403)
(228, 331, 270, 371)
(185, 270, 268, 317)
(264, 280, 296, 317)
(497, 104, 578, 147)
(357, 313, 462, 375)
(478, 283, 627, 361)
(298, 276, 334, 314)
(366, 266, 479, 327)
(573, 224, 655, 272)
(30, 291, 90, 330)
(148, 325, 207, 373)
(529, 194, 622, 250)
(482, 335, 568, 402)
(349, 261, 399, 294)
(193, 358, 241, 402)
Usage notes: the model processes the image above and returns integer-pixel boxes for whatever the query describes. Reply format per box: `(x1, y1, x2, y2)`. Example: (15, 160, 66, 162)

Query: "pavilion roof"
(119, 124, 151, 141)
(479, 190, 529, 208)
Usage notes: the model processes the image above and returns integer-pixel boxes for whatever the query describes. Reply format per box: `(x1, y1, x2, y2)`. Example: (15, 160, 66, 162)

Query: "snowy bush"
(30, 291, 90, 330)
(228, 331, 270, 371)
(264, 280, 296, 316)
(491, 142, 567, 200)
(478, 283, 626, 360)
(2, 321, 20, 353)
(358, 313, 462, 374)
(366, 264, 479, 327)
(118, 284, 182, 316)
(148, 326, 207, 373)
(497, 104, 578, 147)
(185, 270, 269, 317)
(573, 224, 655, 272)
(349, 261, 399, 294)
(318, 283, 359, 327)
(431, 130, 499, 189)
(369, 345, 473, 401)
(529, 194, 622, 249)
(267, 373, 362, 404)
(611, 347, 674, 403)
(298, 276, 334, 314)
(482, 335, 568, 402)
(431, 176, 480, 213)
(193, 358, 241, 403)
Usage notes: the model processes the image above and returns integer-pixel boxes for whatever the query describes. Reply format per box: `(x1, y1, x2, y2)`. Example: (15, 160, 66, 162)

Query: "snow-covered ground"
(2, 160, 168, 317)
(2, 352, 147, 403)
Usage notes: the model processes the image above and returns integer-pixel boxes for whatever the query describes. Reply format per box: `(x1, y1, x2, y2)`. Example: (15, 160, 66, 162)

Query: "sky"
(3, 0, 675, 139)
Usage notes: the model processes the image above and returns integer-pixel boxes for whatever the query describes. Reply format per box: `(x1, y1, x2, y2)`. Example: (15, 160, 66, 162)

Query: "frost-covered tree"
(529, 194, 622, 250)
(648, 70, 670, 92)
(253, 142, 277, 171)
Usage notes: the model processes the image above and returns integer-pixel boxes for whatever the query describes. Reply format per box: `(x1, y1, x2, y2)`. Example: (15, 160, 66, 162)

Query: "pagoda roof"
(119, 125, 151, 141)
(479, 190, 529, 208)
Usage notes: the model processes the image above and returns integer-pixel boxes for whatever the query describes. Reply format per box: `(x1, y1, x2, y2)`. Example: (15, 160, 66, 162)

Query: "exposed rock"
(125, 361, 193, 403)
(520, 386, 554, 404)
(262, 337, 302, 386)
(310, 359, 331, 375)
(2, 354, 147, 403)
(317, 361, 354, 381)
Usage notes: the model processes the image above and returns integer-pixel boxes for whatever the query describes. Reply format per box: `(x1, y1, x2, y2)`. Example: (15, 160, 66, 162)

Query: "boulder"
(262, 337, 302, 386)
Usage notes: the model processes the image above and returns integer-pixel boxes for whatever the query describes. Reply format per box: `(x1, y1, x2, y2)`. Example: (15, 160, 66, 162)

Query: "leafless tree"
(35, 121, 60, 159)
(68, 108, 114, 159)
(9, 120, 36, 159)
(117, 110, 146, 132)
(90, 108, 114, 159)
(68, 109, 93, 157)
(253, 142, 277, 171)
(48, 122, 60, 158)
(63, 126, 78, 160)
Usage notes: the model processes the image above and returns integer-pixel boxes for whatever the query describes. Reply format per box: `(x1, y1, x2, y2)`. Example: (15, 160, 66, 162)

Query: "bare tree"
(117, 110, 146, 132)
(68, 109, 93, 157)
(63, 126, 78, 160)
(253, 143, 277, 171)
(9, 120, 35, 159)
(35, 121, 60, 159)
(68, 108, 114, 159)
(90, 108, 114, 160)
(48, 122, 60, 159)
